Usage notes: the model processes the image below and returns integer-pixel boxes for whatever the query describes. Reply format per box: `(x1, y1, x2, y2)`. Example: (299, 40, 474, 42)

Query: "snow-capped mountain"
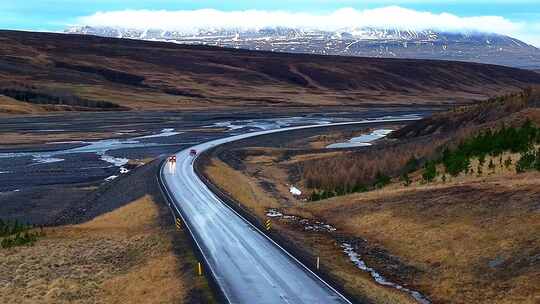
(65, 26, 540, 69)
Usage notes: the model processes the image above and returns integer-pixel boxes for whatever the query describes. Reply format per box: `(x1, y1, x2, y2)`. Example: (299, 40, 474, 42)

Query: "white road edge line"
(158, 170, 235, 303)
(159, 117, 422, 304)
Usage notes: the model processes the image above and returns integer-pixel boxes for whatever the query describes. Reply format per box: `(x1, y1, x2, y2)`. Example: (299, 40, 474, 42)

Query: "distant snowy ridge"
(65, 25, 540, 69)
(66, 25, 531, 45)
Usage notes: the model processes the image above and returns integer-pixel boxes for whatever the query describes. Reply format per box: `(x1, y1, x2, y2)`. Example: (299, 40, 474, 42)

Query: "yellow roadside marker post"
(197, 262, 203, 276)
(265, 219, 271, 231)
(175, 217, 182, 231)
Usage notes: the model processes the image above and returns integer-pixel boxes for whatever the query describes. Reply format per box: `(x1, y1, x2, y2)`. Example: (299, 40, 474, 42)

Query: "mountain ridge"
(1, 29, 540, 114)
(66, 25, 540, 70)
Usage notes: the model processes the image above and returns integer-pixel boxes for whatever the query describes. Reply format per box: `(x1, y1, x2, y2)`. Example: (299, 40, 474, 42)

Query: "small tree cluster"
(1, 231, 39, 248)
(309, 184, 368, 201)
(0, 219, 29, 237)
(440, 120, 540, 176)
(0, 219, 42, 249)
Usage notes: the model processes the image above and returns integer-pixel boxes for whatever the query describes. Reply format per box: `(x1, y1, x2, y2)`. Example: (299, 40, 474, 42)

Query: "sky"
(1, 0, 540, 46)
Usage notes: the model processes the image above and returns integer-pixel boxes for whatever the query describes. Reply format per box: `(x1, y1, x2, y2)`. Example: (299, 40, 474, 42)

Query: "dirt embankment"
(0, 160, 216, 304)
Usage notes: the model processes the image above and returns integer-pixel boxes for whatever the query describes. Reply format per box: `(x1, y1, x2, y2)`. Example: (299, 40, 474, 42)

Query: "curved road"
(160, 117, 420, 304)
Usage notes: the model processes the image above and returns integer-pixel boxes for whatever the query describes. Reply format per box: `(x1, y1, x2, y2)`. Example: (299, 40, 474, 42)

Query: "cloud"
(76, 6, 539, 46)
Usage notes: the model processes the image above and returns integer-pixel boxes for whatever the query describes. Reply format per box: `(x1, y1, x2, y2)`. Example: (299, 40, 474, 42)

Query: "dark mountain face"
(66, 26, 540, 70)
(1, 30, 540, 114)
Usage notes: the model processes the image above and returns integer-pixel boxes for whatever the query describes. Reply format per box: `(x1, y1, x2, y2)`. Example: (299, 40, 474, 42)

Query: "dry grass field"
(0, 195, 215, 304)
(204, 146, 540, 304)
(203, 158, 418, 304)
(305, 173, 540, 304)
(0, 95, 48, 115)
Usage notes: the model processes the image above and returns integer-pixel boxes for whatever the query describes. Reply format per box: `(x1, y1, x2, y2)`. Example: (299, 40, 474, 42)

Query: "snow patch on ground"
(104, 175, 118, 182)
(342, 243, 431, 304)
(289, 185, 302, 196)
(209, 114, 421, 133)
(100, 154, 129, 167)
(266, 209, 283, 217)
(212, 121, 246, 130)
(327, 129, 393, 149)
(211, 117, 336, 131)
(33, 155, 65, 164)
(265, 206, 430, 303)
(36, 129, 65, 132)
(46, 141, 86, 144)
(265, 209, 337, 232)
(136, 128, 181, 139)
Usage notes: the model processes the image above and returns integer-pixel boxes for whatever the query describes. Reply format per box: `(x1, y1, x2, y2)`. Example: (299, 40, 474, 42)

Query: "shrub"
(400, 173, 412, 186)
(422, 161, 437, 182)
(535, 149, 540, 171)
(516, 150, 537, 173)
(374, 172, 391, 189)
(0, 220, 29, 237)
(478, 154, 486, 166)
(351, 184, 368, 193)
(442, 148, 470, 176)
(504, 157, 512, 169)
(404, 156, 420, 173)
(1, 231, 39, 248)
(488, 159, 496, 171)
(0, 219, 42, 249)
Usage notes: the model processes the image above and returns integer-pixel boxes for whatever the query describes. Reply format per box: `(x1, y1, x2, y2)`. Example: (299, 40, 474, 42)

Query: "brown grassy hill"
(391, 87, 540, 139)
(1, 30, 540, 114)
(300, 88, 540, 190)
(199, 90, 540, 303)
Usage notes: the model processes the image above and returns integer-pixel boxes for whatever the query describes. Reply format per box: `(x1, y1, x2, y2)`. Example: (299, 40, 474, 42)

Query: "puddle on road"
(266, 208, 430, 304)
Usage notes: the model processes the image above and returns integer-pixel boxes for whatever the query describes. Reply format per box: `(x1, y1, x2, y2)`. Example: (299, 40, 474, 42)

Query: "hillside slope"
(1, 30, 540, 113)
(200, 89, 540, 303)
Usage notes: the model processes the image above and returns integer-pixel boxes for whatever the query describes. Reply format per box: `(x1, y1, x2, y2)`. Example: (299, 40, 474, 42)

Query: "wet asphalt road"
(160, 118, 422, 304)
